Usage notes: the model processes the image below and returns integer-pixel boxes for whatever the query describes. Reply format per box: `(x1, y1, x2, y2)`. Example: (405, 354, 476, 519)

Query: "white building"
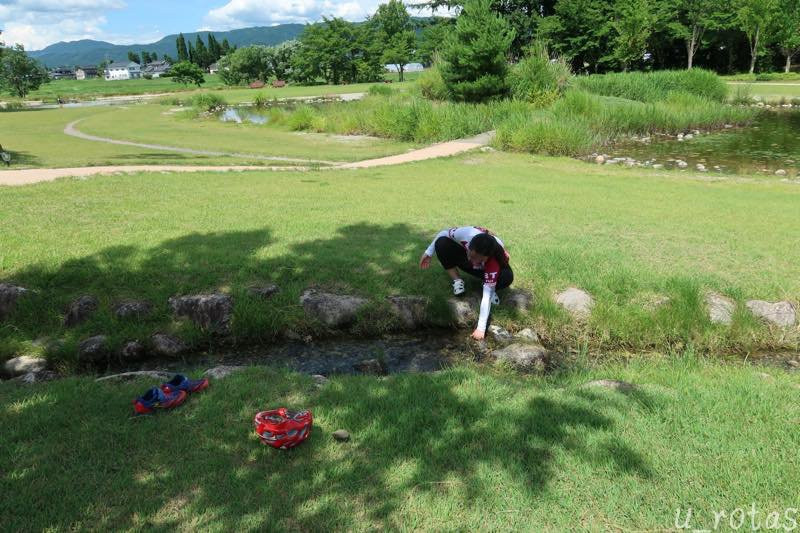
(104, 61, 142, 81)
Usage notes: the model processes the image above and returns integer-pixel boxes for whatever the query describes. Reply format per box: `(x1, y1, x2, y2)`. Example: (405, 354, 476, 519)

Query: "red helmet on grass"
(254, 408, 313, 449)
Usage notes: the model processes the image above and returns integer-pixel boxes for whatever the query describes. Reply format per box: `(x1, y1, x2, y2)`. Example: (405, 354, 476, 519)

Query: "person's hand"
(471, 329, 485, 341)
(419, 253, 432, 269)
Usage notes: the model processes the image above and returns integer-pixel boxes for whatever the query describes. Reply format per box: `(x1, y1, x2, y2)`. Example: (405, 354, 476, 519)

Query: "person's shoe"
(491, 292, 500, 305)
(452, 278, 466, 296)
(133, 387, 187, 415)
(160, 374, 209, 394)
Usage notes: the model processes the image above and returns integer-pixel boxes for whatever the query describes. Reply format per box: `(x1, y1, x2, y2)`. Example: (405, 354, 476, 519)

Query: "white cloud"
(203, 0, 438, 30)
(0, 0, 128, 50)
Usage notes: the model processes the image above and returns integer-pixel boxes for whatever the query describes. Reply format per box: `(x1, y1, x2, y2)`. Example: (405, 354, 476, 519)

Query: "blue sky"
(0, 0, 428, 51)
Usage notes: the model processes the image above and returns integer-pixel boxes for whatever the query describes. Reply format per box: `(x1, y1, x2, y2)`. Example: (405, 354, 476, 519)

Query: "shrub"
(574, 69, 728, 103)
(191, 93, 227, 113)
(417, 61, 449, 101)
(509, 42, 572, 107)
(368, 84, 393, 97)
(287, 105, 316, 130)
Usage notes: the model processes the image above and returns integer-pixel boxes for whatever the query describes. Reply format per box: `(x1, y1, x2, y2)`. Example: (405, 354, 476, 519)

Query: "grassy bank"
(1, 356, 798, 531)
(1, 152, 798, 363)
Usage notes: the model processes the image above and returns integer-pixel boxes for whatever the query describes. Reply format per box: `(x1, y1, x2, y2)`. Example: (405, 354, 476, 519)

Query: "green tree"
(735, 0, 778, 73)
(774, 0, 800, 72)
(537, 0, 614, 73)
(195, 35, 211, 69)
(188, 41, 195, 64)
(603, 0, 657, 71)
(221, 38, 232, 56)
(372, 0, 417, 81)
(440, 0, 515, 101)
(162, 54, 175, 64)
(207, 34, 222, 62)
(169, 61, 205, 87)
(269, 40, 299, 80)
(217, 45, 274, 85)
(127, 51, 141, 64)
(176, 33, 189, 62)
(0, 45, 50, 98)
(418, 18, 455, 66)
(665, 0, 731, 69)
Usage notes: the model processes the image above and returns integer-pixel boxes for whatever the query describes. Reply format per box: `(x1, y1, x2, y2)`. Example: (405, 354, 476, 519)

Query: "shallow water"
(106, 332, 468, 377)
(220, 108, 268, 124)
(598, 111, 800, 176)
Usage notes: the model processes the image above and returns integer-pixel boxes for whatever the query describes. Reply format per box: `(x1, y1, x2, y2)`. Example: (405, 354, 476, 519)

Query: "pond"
(594, 110, 800, 177)
(220, 108, 268, 124)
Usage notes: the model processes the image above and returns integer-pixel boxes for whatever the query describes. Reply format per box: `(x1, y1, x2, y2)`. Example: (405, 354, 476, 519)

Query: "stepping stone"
(745, 300, 796, 327)
(554, 288, 594, 319)
(248, 284, 280, 300)
(300, 289, 368, 328)
(169, 293, 233, 334)
(514, 328, 540, 343)
(78, 335, 108, 363)
(203, 365, 245, 380)
(583, 379, 636, 392)
(705, 292, 735, 325)
(333, 430, 350, 442)
(0, 283, 28, 320)
(64, 295, 98, 327)
(114, 300, 152, 320)
(120, 340, 146, 361)
(447, 296, 479, 328)
(2, 355, 46, 379)
(151, 333, 187, 357)
(387, 295, 428, 329)
(488, 325, 513, 344)
(312, 374, 329, 388)
(353, 359, 387, 375)
(492, 343, 549, 373)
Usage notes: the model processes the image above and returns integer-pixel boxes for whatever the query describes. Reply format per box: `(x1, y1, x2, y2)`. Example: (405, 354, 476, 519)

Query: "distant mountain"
(29, 24, 305, 67)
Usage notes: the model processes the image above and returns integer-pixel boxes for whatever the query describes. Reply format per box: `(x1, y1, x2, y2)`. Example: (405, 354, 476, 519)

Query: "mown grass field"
(1, 152, 798, 362)
(0, 105, 415, 169)
(727, 81, 800, 103)
(18, 74, 420, 104)
(1, 356, 798, 531)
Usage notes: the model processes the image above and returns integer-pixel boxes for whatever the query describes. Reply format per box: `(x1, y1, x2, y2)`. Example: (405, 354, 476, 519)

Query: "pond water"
(595, 110, 800, 177)
(220, 108, 268, 124)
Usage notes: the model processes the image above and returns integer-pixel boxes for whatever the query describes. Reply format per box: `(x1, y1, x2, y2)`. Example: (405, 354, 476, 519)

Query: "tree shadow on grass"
(0, 366, 658, 530)
(0, 149, 40, 168)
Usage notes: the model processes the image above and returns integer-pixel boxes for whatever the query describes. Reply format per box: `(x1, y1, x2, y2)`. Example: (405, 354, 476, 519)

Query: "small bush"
(287, 105, 316, 130)
(574, 69, 728, 103)
(417, 63, 449, 101)
(509, 42, 572, 107)
(253, 93, 274, 109)
(368, 84, 393, 97)
(192, 93, 227, 113)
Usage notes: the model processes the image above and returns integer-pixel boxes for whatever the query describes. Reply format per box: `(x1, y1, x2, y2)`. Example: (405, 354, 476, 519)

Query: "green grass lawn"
(75, 104, 417, 163)
(0, 105, 415, 169)
(1, 356, 798, 531)
(20, 75, 417, 104)
(1, 152, 798, 362)
(727, 81, 800, 103)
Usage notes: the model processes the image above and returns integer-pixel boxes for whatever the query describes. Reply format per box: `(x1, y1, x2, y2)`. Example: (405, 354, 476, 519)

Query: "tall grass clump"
(509, 42, 573, 107)
(368, 84, 393, 97)
(730, 84, 755, 105)
(192, 93, 227, 113)
(574, 69, 727, 103)
(287, 105, 317, 130)
(494, 112, 597, 156)
(253, 93, 275, 109)
(417, 58, 449, 101)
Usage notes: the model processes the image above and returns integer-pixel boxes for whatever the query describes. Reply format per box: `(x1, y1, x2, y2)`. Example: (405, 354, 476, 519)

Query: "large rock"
(2, 355, 46, 379)
(492, 343, 549, 373)
(203, 365, 245, 380)
(299, 289, 368, 328)
(514, 328, 540, 343)
(248, 284, 280, 300)
(120, 340, 146, 361)
(13, 370, 58, 384)
(582, 379, 636, 392)
(448, 296, 479, 328)
(705, 292, 735, 325)
(504, 289, 534, 312)
(169, 293, 233, 334)
(64, 295, 98, 327)
(114, 300, 152, 320)
(78, 335, 109, 363)
(554, 288, 594, 319)
(746, 300, 797, 327)
(151, 333, 187, 357)
(0, 283, 28, 320)
(387, 295, 428, 329)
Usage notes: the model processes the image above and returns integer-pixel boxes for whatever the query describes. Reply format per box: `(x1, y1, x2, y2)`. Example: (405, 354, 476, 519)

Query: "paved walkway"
(1, 128, 495, 186)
